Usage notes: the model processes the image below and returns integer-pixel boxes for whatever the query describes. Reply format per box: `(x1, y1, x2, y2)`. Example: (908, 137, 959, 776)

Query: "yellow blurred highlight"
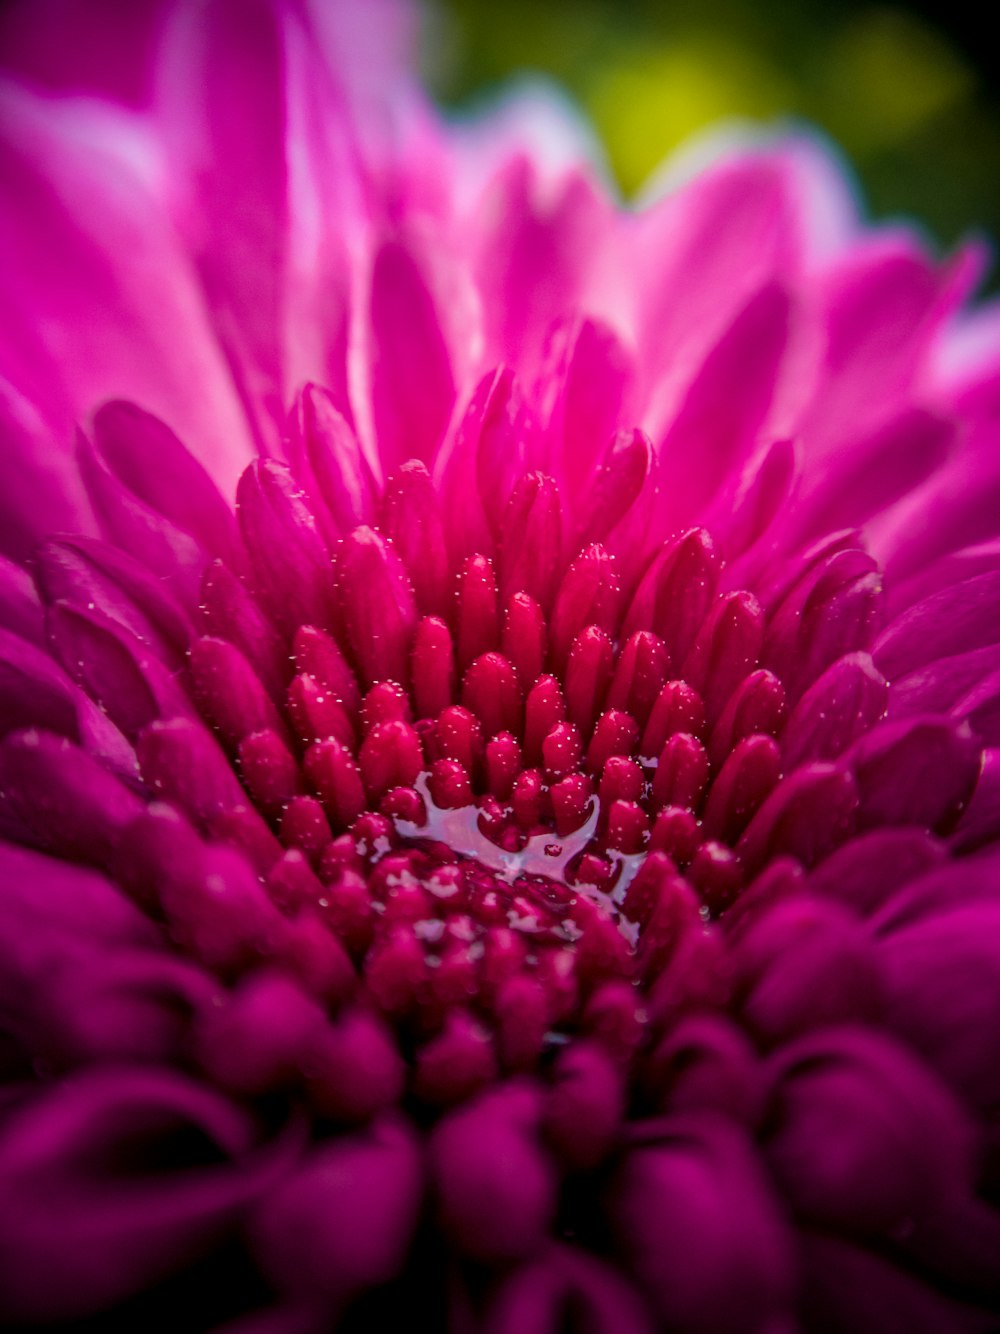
(820, 9, 972, 153)
(431, 0, 997, 268)
(588, 36, 794, 193)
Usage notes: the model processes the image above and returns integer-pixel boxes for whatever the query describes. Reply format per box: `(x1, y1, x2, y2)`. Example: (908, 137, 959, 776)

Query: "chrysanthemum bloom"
(1, 2, 1000, 1330)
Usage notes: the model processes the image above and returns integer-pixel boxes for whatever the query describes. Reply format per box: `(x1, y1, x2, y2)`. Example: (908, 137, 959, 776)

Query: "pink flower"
(1, 2, 1000, 1330)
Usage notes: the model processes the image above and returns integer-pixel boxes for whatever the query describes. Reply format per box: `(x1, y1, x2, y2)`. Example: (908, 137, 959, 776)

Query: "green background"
(425, 0, 999, 285)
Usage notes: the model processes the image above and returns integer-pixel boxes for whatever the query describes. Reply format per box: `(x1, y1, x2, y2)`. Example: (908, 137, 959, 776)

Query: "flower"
(1, 1, 1000, 1330)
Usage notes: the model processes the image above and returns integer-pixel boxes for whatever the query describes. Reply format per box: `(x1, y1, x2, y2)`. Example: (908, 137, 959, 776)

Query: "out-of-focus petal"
(0, 1068, 298, 1321)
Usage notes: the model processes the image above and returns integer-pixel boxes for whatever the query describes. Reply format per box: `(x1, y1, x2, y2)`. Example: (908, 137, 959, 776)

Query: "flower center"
(165, 457, 828, 1096)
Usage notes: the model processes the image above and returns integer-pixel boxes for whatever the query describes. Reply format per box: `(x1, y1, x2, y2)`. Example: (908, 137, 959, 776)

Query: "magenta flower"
(2, 2, 1000, 1330)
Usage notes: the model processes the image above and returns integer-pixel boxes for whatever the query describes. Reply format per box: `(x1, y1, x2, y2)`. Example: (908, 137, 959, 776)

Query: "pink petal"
(611, 1114, 793, 1334)
(0, 87, 253, 486)
(653, 283, 791, 528)
(366, 238, 457, 471)
(763, 1027, 974, 1237)
(251, 1116, 421, 1304)
(0, 1068, 296, 1322)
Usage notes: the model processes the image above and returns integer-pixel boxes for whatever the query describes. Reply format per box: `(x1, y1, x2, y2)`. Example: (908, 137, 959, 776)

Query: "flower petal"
(0, 1068, 296, 1321)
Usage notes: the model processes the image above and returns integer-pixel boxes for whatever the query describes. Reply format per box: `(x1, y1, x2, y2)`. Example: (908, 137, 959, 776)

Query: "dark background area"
(427, 0, 1000, 286)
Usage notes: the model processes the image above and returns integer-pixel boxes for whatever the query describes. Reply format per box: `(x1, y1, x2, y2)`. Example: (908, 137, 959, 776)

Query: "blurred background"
(424, 0, 999, 282)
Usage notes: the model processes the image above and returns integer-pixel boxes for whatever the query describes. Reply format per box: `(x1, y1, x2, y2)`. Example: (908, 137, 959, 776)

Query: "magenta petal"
(792, 406, 954, 541)
(736, 762, 859, 875)
(368, 238, 456, 470)
(952, 668, 1000, 744)
(764, 1027, 974, 1236)
(189, 636, 287, 752)
(576, 427, 652, 550)
(623, 528, 720, 661)
(634, 154, 802, 416)
(78, 428, 209, 607)
(430, 1083, 556, 1264)
(546, 317, 635, 498)
(499, 472, 563, 611)
(199, 559, 289, 703)
(611, 1114, 793, 1334)
(474, 369, 539, 535)
(707, 668, 786, 767)
(161, 842, 285, 974)
(953, 746, 1000, 852)
(654, 282, 790, 527)
(644, 1014, 762, 1125)
(0, 380, 94, 561)
(334, 526, 418, 688)
(0, 1068, 295, 1322)
(473, 161, 618, 370)
(878, 903, 1000, 1111)
(808, 827, 947, 915)
(0, 87, 253, 489)
(236, 461, 334, 636)
(251, 1116, 422, 1304)
(0, 553, 43, 645)
(548, 545, 621, 674)
(680, 590, 764, 725)
(732, 897, 882, 1045)
(0, 0, 167, 105)
(542, 1041, 624, 1171)
(92, 401, 240, 563)
(868, 850, 1000, 933)
(0, 728, 142, 864)
(781, 651, 889, 767)
(433, 367, 511, 562)
(875, 450, 1000, 586)
(0, 626, 89, 741)
(155, 0, 288, 452)
(890, 645, 1000, 718)
(706, 435, 796, 567)
(0, 840, 156, 948)
(887, 538, 1000, 614)
(196, 970, 324, 1097)
(874, 569, 1000, 679)
(763, 546, 882, 700)
(1, 936, 215, 1072)
(849, 714, 982, 832)
(36, 535, 193, 667)
(379, 460, 451, 617)
(803, 238, 957, 451)
(48, 600, 191, 738)
(137, 717, 256, 829)
(485, 1245, 654, 1334)
(286, 385, 377, 543)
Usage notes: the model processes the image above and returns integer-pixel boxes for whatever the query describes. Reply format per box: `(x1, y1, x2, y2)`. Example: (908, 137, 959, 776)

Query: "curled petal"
(848, 714, 982, 833)
(430, 1083, 556, 1264)
(92, 400, 240, 563)
(878, 901, 1000, 1112)
(611, 1113, 794, 1334)
(731, 896, 883, 1045)
(251, 1116, 422, 1305)
(485, 1244, 654, 1334)
(0, 1068, 298, 1322)
(236, 460, 334, 636)
(334, 526, 418, 688)
(763, 1026, 975, 1237)
(0, 728, 142, 864)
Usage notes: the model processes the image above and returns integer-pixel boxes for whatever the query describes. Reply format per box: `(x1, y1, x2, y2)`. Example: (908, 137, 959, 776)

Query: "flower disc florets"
(155, 399, 956, 1119)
